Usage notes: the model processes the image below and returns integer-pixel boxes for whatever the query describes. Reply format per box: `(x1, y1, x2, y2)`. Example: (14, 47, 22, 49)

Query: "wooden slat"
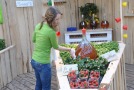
(9, 46, 17, 79)
(0, 56, 4, 88)
(4, 51, 12, 83)
(26, 7, 34, 72)
(0, 53, 8, 86)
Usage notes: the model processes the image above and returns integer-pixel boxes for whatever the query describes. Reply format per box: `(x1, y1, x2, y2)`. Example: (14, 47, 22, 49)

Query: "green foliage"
(0, 5, 3, 24)
(93, 41, 119, 56)
(80, 3, 99, 20)
(0, 39, 6, 50)
(60, 41, 119, 77)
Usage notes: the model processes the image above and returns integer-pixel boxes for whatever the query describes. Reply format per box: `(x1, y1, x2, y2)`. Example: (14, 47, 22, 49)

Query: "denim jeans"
(31, 59, 51, 90)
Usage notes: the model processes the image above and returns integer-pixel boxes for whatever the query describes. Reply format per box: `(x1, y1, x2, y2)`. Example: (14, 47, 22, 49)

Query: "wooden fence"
(0, 45, 17, 89)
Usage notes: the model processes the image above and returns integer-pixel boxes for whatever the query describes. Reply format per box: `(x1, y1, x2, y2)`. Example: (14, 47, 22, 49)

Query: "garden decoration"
(115, 17, 121, 23)
(120, 0, 128, 39)
(123, 25, 128, 30)
(56, 31, 61, 37)
(123, 34, 128, 38)
(122, 2, 127, 7)
(115, 0, 129, 40)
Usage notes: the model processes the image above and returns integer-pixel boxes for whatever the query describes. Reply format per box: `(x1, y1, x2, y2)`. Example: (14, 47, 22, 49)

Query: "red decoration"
(56, 31, 61, 37)
(115, 18, 121, 23)
(123, 25, 128, 30)
(82, 28, 86, 35)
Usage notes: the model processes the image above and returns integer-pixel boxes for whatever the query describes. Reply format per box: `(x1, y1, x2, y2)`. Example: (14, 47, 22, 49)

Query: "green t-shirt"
(32, 23, 59, 64)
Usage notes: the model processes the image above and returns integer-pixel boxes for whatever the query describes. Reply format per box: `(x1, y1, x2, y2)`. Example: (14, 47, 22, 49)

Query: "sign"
(62, 64, 78, 75)
(101, 50, 118, 62)
(16, 0, 33, 7)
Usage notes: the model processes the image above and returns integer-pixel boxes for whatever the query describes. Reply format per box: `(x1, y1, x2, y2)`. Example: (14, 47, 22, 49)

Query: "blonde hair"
(39, 6, 62, 30)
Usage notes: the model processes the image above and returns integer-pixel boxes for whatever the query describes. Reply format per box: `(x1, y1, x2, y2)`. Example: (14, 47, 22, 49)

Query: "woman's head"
(45, 6, 62, 28)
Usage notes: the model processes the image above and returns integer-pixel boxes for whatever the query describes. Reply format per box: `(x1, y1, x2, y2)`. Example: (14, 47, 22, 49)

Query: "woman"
(31, 6, 75, 90)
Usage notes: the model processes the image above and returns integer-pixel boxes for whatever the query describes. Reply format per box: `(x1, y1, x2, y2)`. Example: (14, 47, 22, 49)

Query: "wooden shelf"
(65, 28, 113, 44)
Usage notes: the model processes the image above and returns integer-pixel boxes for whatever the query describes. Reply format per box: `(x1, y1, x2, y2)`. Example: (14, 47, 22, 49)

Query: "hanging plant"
(80, 3, 99, 21)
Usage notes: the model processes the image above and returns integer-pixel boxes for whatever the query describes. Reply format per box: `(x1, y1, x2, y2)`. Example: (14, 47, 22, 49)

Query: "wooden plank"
(0, 45, 14, 54)
(0, 55, 4, 88)
(16, 7, 28, 73)
(32, 0, 42, 25)
(9, 46, 17, 79)
(57, 4, 67, 43)
(1, 0, 12, 46)
(0, 53, 8, 86)
(23, 7, 31, 73)
(26, 7, 34, 72)
(0, 25, 4, 39)
(4, 51, 12, 83)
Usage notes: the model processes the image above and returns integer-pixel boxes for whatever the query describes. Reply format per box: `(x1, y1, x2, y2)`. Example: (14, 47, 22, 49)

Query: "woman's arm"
(56, 45, 71, 52)
(56, 45, 76, 59)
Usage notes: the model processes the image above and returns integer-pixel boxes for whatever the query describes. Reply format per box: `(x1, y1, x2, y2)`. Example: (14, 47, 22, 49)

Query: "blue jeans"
(31, 59, 51, 90)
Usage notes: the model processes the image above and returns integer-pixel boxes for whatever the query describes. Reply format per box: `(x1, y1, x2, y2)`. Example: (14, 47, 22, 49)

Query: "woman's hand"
(70, 48, 76, 59)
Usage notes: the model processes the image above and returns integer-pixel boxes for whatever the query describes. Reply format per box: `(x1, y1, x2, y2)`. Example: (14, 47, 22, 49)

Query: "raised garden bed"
(52, 41, 126, 90)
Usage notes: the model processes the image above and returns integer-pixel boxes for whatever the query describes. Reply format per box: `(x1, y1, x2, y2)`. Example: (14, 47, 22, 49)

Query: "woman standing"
(31, 6, 75, 90)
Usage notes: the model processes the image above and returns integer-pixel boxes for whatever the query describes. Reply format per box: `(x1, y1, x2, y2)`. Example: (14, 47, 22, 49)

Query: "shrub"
(0, 39, 6, 50)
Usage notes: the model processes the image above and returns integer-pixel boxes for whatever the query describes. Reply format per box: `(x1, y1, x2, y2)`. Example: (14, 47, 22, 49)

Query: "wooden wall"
(0, 0, 133, 74)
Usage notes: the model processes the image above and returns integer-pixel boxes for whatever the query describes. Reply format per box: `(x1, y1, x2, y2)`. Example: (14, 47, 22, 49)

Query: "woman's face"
(52, 14, 61, 27)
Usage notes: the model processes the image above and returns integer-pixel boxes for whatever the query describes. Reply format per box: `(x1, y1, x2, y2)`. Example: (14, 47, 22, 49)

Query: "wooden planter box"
(0, 45, 17, 89)
(52, 42, 126, 90)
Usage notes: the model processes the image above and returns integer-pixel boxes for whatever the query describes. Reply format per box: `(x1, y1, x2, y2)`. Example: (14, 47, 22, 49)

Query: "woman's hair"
(39, 6, 62, 30)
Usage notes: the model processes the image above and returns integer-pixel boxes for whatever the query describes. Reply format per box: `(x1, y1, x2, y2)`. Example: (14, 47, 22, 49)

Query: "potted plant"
(79, 3, 99, 29)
